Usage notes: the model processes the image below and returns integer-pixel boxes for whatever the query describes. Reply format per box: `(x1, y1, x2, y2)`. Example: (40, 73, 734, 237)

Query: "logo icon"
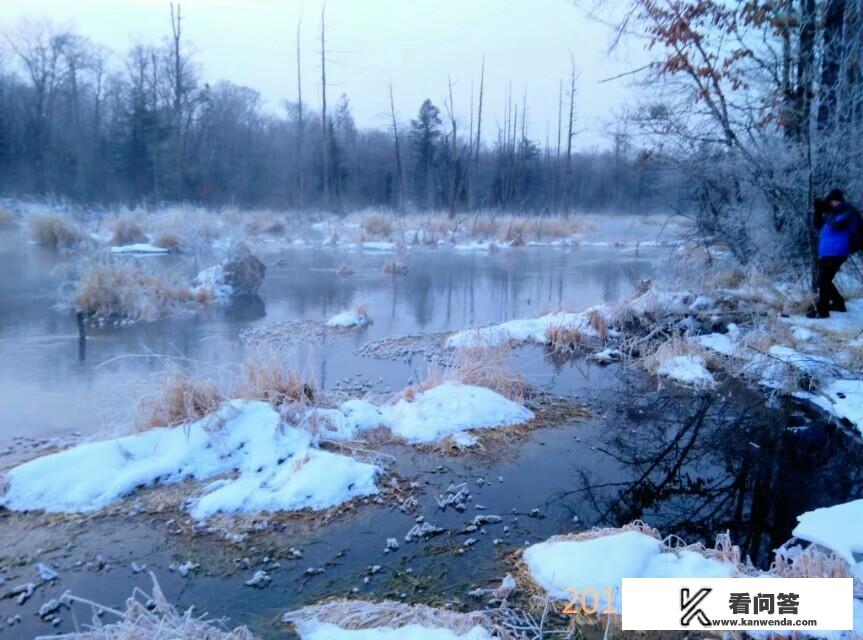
(680, 588, 712, 627)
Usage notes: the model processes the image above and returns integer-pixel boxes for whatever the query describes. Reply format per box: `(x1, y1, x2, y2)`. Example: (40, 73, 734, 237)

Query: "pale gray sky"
(1, 0, 640, 149)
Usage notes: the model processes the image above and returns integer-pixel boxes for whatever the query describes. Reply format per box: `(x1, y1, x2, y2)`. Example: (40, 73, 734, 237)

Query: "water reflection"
(0, 234, 656, 442)
(563, 381, 863, 566)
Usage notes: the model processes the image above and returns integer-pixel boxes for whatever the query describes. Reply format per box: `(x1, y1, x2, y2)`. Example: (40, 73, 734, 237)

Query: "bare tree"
(296, 13, 305, 207)
(388, 81, 404, 212)
(320, 3, 330, 208)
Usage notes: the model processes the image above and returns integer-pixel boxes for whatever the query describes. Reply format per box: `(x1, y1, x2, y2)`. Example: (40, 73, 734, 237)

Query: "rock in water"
(223, 243, 266, 296)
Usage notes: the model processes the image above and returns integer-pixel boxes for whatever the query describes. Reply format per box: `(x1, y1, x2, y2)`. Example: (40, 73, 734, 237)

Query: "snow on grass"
(819, 380, 863, 436)
(284, 599, 504, 640)
(193, 264, 233, 300)
(294, 621, 494, 640)
(446, 307, 614, 349)
(784, 298, 863, 339)
(0, 401, 380, 518)
(327, 307, 372, 328)
(793, 499, 863, 575)
(744, 345, 838, 390)
(523, 530, 736, 611)
(110, 243, 170, 255)
(655, 354, 716, 388)
(696, 332, 736, 356)
(313, 382, 534, 445)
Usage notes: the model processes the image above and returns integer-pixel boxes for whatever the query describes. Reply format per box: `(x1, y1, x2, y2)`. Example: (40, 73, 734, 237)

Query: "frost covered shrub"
(150, 207, 223, 251)
(152, 232, 183, 250)
(29, 213, 87, 248)
(138, 371, 225, 430)
(245, 213, 286, 236)
(57, 573, 256, 639)
(109, 216, 148, 246)
(362, 213, 393, 239)
(73, 261, 197, 322)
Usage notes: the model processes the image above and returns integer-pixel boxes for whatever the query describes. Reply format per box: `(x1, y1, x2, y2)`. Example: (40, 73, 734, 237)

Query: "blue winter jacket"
(818, 201, 861, 258)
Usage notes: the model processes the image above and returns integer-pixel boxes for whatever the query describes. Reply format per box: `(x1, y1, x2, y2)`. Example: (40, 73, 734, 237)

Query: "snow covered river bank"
(1, 218, 862, 638)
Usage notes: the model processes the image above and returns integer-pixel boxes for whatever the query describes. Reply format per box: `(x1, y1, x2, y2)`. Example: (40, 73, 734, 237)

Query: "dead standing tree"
(296, 13, 305, 207)
(388, 81, 404, 212)
(170, 3, 184, 197)
(320, 3, 330, 208)
(443, 76, 469, 218)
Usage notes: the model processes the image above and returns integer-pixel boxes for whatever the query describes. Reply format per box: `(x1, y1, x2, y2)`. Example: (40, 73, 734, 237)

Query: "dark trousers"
(817, 256, 846, 315)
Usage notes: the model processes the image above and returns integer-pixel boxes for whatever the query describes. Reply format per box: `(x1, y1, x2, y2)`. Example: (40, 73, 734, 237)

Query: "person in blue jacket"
(809, 189, 861, 318)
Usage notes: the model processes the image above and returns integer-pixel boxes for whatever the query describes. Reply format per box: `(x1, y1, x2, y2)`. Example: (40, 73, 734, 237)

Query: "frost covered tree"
(616, 0, 863, 273)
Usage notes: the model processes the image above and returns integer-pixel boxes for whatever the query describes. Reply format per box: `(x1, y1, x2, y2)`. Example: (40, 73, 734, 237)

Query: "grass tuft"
(110, 217, 148, 246)
(137, 371, 225, 431)
(362, 213, 394, 239)
(73, 261, 196, 322)
(29, 213, 87, 248)
(283, 599, 514, 639)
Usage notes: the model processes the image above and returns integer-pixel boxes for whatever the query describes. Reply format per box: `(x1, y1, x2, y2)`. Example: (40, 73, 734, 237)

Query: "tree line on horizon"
(0, 8, 677, 215)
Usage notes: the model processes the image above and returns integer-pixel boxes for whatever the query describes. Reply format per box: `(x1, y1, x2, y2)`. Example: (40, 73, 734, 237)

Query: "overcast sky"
(1, 0, 641, 149)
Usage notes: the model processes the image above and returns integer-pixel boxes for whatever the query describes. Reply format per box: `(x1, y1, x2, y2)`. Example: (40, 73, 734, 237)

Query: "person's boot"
(806, 306, 830, 319)
(829, 301, 847, 312)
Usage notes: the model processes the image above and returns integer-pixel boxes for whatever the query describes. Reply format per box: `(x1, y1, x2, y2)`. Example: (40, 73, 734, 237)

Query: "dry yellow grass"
(152, 232, 183, 250)
(396, 344, 527, 404)
(110, 217, 148, 246)
(137, 371, 225, 430)
(362, 213, 394, 239)
(284, 599, 514, 639)
(245, 214, 286, 236)
(236, 347, 317, 408)
(73, 262, 196, 322)
(29, 213, 87, 248)
(545, 325, 589, 353)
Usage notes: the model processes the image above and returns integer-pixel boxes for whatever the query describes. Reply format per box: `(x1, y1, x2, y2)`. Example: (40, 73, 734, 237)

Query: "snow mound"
(625, 289, 693, 318)
(656, 355, 715, 388)
(744, 345, 836, 390)
(793, 499, 863, 573)
(327, 309, 371, 328)
(295, 621, 494, 640)
(194, 264, 233, 300)
(523, 531, 736, 611)
(695, 332, 735, 356)
(311, 383, 533, 444)
(784, 298, 863, 338)
(821, 379, 863, 436)
(446, 307, 613, 349)
(110, 243, 170, 255)
(0, 401, 380, 517)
